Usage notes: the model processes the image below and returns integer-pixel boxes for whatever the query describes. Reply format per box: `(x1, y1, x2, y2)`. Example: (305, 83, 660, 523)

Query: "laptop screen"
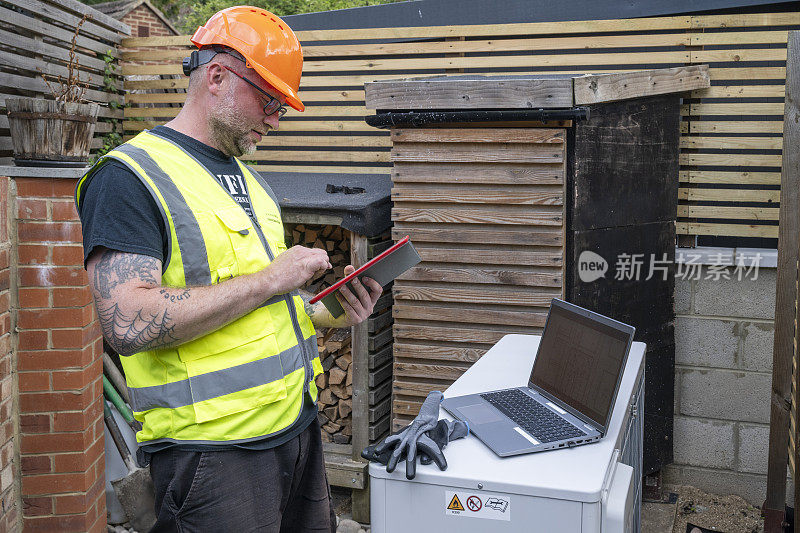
(529, 301, 632, 430)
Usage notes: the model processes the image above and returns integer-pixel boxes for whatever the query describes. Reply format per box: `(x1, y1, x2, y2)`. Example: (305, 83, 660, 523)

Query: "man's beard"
(208, 93, 260, 158)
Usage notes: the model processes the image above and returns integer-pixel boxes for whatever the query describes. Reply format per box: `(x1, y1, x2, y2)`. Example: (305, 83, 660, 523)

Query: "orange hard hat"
(191, 6, 304, 112)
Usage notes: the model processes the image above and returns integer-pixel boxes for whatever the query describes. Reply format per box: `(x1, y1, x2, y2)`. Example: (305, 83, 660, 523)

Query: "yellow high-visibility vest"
(76, 130, 322, 445)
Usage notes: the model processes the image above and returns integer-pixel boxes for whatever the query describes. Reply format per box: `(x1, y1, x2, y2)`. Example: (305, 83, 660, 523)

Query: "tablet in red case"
(309, 236, 421, 318)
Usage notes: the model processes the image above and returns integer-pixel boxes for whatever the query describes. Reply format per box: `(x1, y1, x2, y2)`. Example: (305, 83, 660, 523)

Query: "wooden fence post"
(349, 231, 371, 524)
(765, 29, 799, 533)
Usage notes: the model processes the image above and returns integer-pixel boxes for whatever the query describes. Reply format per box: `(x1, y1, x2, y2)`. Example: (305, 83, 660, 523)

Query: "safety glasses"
(222, 65, 288, 118)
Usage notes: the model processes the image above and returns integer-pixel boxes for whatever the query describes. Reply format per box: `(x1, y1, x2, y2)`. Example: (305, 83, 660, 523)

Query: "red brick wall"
(0, 177, 17, 533)
(14, 177, 105, 532)
(122, 4, 176, 38)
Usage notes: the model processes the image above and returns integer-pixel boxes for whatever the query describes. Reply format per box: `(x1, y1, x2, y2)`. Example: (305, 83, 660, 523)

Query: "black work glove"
(361, 423, 414, 465)
(362, 418, 469, 478)
(418, 419, 469, 466)
(370, 391, 443, 478)
(360, 420, 444, 466)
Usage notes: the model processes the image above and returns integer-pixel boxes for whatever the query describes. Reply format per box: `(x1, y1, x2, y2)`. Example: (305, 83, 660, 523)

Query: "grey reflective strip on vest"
(128, 335, 316, 412)
(258, 293, 287, 309)
(77, 157, 174, 271)
(241, 162, 281, 216)
(114, 144, 212, 286)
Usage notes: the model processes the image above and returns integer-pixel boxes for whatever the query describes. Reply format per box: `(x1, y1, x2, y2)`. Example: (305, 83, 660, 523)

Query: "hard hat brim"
(242, 52, 305, 113)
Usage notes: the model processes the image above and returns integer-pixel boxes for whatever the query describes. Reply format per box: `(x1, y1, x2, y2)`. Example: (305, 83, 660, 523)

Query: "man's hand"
(334, 265, 383, 326)
(300, 265, 383, 328)
(263, 245, 331, 295)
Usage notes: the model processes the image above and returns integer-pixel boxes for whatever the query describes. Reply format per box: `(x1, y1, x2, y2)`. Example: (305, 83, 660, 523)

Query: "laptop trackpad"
(459, 403, 506, 424)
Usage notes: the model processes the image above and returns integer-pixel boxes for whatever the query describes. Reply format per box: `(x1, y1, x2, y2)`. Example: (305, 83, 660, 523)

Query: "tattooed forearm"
(97, 302, 179, 356)
(93, 249, 159, 298)
(89, 249, 184, 354)
(87, 247, 280, 356)
(159, 288, 191, 303)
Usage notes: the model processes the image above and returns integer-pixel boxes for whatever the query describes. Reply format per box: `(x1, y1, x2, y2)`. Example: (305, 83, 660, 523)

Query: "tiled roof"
(92, 0, 179, 34)
(92, 0, 138, 20)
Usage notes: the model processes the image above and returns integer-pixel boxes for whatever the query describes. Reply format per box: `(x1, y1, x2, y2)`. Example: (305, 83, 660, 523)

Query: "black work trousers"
(148, 419, 337, 533)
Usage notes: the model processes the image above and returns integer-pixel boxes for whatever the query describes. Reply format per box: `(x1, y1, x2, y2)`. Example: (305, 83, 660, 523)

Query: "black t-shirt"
(78, 126, 316, 458)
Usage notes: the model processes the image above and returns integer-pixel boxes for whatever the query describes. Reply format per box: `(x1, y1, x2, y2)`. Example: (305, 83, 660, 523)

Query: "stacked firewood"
(287, 224, 349, 294)
(284, 223, 354, 444)
(315, 328, 354, 444)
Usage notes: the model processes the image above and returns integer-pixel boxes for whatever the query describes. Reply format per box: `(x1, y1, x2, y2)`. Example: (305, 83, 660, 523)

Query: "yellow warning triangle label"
(447, 494, 465, 511)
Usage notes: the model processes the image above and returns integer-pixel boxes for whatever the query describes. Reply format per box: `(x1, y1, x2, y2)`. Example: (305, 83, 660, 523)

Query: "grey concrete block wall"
(665, 261, 776, 505)
(692, 268, 776, 319)
(738, 424, 770, 475)
(678, 369, 770, 423)
(741, 322, 774, 372)
(673, 416, 735, 469)
(675, 317, 738, 368)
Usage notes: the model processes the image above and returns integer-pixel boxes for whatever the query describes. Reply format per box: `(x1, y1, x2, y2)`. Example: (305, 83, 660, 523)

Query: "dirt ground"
(669, 485, 764, 533)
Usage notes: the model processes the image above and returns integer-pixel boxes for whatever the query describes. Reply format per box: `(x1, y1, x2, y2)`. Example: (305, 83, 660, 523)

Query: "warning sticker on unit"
(447, 494, 464, 511)
(445, 491, 510, 521)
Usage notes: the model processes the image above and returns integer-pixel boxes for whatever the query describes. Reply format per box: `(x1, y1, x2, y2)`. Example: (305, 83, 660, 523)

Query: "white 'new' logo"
(578, 251, 608, 283)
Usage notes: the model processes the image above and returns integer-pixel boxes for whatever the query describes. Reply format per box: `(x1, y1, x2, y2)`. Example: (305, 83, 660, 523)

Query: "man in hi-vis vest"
(76, 7, 381, 531)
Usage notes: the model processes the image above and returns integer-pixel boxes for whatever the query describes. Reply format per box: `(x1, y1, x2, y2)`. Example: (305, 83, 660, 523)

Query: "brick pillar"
(0, 176, 18, 532)
(14, 176, 106, 532)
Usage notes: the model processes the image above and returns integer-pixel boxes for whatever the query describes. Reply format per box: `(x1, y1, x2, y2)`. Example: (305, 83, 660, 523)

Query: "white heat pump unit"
(369, 334, 645, 533)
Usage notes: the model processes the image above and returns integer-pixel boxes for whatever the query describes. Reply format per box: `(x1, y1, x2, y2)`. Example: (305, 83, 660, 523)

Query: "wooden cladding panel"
(367, 66, 709, 109)
(392, 185, 563, 205)
(573, 65, 710, 105)
(412, 245, 561, 266)
(394, 282, 561, 306)
(365, 78, 574, 110)
(393, 205, 562, 226)
(390, 128, 564, 427)
(393, 302, 551, 327)
(120, 11, 800, 241)
(399, 266, 562, 287)
(391, 225, 564, 246)
(680, 136, 783, 151)
(392, 162, 565, 185)
(390, 143, 564, 164)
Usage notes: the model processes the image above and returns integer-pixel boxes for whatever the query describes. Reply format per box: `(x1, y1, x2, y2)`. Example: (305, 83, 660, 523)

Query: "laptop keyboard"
(481, 389, 585, 443)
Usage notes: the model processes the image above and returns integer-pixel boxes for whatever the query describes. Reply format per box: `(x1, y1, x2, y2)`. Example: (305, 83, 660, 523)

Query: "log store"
(265, 172, 393, 522)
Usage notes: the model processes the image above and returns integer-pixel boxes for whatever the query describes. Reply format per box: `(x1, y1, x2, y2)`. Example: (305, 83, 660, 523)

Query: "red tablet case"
(309, 236, 421, 318)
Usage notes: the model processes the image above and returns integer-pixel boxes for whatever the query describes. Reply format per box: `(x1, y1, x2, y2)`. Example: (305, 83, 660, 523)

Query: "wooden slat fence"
(0, 0, 129, 165)
(121, 11, 797, 241)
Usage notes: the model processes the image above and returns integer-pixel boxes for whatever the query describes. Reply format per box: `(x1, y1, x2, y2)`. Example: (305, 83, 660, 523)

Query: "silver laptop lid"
(529, 299, 635, 434)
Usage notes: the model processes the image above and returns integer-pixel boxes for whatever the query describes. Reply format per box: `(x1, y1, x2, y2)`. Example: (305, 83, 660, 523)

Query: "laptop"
(441, 299, 635, 457)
